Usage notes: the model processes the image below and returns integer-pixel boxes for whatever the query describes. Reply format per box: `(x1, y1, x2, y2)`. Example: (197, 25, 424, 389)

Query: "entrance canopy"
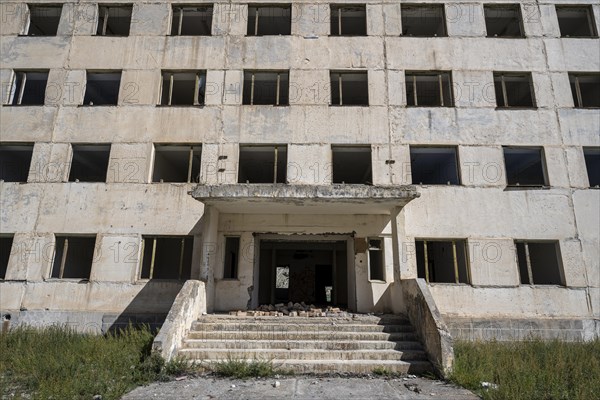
(191, 184, 419, 215)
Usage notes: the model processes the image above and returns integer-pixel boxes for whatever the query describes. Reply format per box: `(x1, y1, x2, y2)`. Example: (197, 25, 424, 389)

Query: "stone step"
(199, 315, 411, 325)
(186, 330, 419, 342)
(193, 359, 433, 374)
(179, 348, 428, 362)
(191, 322, 415, 333)
(182, 339, 425, 351)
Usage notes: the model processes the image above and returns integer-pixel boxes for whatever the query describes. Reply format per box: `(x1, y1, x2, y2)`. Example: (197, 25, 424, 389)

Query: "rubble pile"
(228, 302, 351, 317)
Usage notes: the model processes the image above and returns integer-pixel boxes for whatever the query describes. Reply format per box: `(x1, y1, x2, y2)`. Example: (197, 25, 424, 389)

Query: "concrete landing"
(123, 376, 479, 400)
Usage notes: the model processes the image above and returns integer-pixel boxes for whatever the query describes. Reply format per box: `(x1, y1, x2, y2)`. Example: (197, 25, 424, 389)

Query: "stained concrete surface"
(122, 376, 479, 399)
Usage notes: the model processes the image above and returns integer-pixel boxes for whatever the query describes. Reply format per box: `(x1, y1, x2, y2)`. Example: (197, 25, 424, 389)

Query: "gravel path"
(123, 375, 480, 399)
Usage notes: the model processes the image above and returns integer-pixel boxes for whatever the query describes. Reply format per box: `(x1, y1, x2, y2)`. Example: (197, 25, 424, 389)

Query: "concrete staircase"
(177, 314, 434, 374)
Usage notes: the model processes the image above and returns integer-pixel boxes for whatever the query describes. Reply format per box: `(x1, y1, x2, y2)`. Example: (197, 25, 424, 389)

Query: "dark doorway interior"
(259, 240, 347, 308)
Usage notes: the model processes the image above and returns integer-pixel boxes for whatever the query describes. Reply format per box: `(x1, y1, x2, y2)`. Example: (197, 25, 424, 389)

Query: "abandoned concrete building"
(0, 0, 599, 373)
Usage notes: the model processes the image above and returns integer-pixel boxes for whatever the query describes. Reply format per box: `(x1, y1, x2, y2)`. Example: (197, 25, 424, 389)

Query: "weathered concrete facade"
(0, 0, 598, 340)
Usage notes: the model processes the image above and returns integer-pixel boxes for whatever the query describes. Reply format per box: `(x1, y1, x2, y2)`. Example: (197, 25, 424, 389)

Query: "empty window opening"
(171, 6, 213, 35)
(368, 238, 384, 281)
(69, 144, 111, 182)
(8, 71, 48, 105)
(238, 145, 287, 183)
(97, 5, 132, 36)
(160, 71, 206, 106)
(0, 236, 13, 280)
(410, 146, 460, 185)
(504, 147, 547, 186)
(140, 236, 193, 280)
(583, 147, 600, 187)
(0, 144, 34, 182)
(27, 5, 62, 36)
(416, 240, 470, 284)
(330, 71, 369, 106)
(51, 236, 96, 279)
(494, 72, 535, 108)
(556, 6, 597, 38)
(247, 6, 291, 36)
(484, 4, 524, 38)
(153, 144, 201, 183)
(569, 73, 600, 108)
(223, 237, 240, 279)
(243, 71, 289, 105)
(401, 5, 446, 37)
(332, 146, 372, 184)
(516, 241, 563, 285)
(330, 5, 367, 36)
(406, 71, 453, 107)
(84, 72, 121, 105)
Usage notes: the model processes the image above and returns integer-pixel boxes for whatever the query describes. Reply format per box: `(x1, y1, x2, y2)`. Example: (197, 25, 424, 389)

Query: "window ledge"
(329, 104, 370, 107)
(17, 34, 59, 37)
(155, 105, 205, 108)
(45, 278, 90, 283)
(405, 105, 454, 108)
(426, 282, 471, 286)
(573, 106, 600, 110)
(219, 278, 240, 282)
(495, 107, 538, 110)
(168, 35, 212, 37)
(504, 185, 550, 191)
(78, 104, 119, 107)
(2, 104, 46, 107)
(400, 35, 449, 38)
(241, 104, 290, 107)
(368, 279, 387, 284)
(560, 36, 599, 39)
(486, 36, 526, 39)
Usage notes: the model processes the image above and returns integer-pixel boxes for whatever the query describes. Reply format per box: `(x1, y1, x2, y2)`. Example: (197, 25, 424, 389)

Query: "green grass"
(0, 325, 192, 399)
(449, 339, 600, 400)
(211, 358, 292, 378)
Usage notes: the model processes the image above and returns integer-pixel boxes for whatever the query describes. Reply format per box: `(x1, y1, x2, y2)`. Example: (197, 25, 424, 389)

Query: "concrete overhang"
(190, 184, 420, 215)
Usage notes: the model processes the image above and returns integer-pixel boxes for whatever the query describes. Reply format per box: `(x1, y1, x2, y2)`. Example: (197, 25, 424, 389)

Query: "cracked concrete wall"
(0, 0, 598, 329)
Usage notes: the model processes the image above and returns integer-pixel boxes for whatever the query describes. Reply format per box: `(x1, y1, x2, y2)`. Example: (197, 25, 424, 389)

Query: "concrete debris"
(273, 381, 280, 388)
(404, 383, 421, 393)
(481, 382, 499, 390)
(229, 304, 352, 317)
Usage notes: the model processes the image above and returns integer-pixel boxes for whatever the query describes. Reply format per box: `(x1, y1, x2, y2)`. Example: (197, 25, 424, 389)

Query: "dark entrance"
(258, 240, 348, 307)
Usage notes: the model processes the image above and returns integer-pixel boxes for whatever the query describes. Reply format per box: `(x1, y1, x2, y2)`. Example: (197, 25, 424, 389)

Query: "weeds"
(449, 339, 600, 400)
(0, 325, 194, 399)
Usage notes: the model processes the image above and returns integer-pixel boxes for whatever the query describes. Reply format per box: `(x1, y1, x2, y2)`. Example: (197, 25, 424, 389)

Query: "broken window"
(569, 73, 600, 108)
(238, 145, 287, 183)
(330, 71, 369, 106)
(410, 146, 460, 185)
(247, 5, 291, 36)
(171, 5, 213, 36)
(69, 144, 111, 182)
(0, 236, 13, 280)
(503, 147, 547, 186)
(26, 4, 62, 36)
(152, 144, 201, 183)
(7, 71, 48, 105)
(243, 71, 289, 105)
(494, 72, 536, 108)
(160, 71, 206, 106)
(583, 147, 600, 187)
(223, 236, 240, 279)
(401, 5, 446, 37)
(516, 241, 563, 285)
(96, 5, 132, 36)
(140, 236, 193, 280)
(83, 72, 121, 105)
(51, 236, 96, 279)
(416, 240, 470, 284)
(406, 71, 453, 107)
(484, 4, 524, 38)
(0, 143, 34, 182)
(556, 6, 598, 38)
(368, 238, 384, 281)
(330, 5, 367, 36)
(332, 146, 372, 184)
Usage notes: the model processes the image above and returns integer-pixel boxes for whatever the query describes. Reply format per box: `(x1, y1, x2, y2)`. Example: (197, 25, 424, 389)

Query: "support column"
(199, 205, 219, 313)
(391, 206, 402, 282)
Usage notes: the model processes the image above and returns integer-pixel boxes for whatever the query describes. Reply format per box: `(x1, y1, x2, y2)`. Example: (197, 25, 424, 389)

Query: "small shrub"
(372, 367, 393, 377)
(212, 358, 290, 378)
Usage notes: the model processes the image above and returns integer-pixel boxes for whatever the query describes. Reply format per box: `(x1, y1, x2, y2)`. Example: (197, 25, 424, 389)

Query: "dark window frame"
(330, 4, 367, 36)
(515, 240, 564, 286)
(237, 144, 287, 184)
(368, 238, 385, 281)
(246, 5, 292, 36)
(555, 5, 598, 38)
(409, 146, 461, 185)
(331, 145, 373, 184)
(170, 5, 213, 36)
(25, 4, 63, 36)
(416, 239, 471, 284)
(405, 71, 454, 107)
(83, 71, 122, 106)
(330, 70, 369, 106)
(68, 144, 111, 183)
(96, 4, 133, 36)
(243, 70, 289, 106)
(484, 4, 525, 38)
(569, 73, 600, 108)
(493, 72, 537, 108)
(583, 147, 600, 188)
(0, 235, 14, 280)
(401, 4, 447, 37)
(503, 146, 548, 187)
(50, 235, 96, 280)
(223, 236, 241, 279)
(139, 235, 193, 280)
(152, 144, 202, 183)
(0, 143, 34, 183)
(6, 70, 49, 106)
(159, 70, 207, 106)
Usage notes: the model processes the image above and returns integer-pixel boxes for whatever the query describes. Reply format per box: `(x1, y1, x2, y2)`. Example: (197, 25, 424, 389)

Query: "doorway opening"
(258, 239, 348, 308)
